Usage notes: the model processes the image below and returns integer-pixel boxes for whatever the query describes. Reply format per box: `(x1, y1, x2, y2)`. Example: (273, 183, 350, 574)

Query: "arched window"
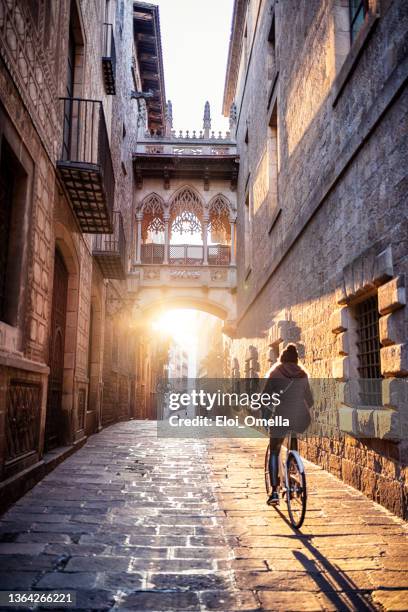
(208, 194, 232, 244)
(169, 187, 203, 240)
(141, 193, 165, 243)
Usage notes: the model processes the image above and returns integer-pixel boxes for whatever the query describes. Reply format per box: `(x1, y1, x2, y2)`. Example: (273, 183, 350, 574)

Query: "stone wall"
(226, 0, 408, 517)
(0, 0, 140, 510)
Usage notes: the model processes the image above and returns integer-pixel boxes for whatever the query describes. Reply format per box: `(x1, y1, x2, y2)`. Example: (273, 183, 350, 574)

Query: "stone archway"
(45, 222, 80, 450)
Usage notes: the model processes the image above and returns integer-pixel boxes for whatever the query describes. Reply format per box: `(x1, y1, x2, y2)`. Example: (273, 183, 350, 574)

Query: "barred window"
(349, 0, 369, 43)
(355, 295, 382, 406)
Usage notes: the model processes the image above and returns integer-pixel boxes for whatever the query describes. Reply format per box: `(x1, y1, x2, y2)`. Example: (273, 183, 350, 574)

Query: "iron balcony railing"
(141, 244, 165, 265)
(169, 244, 203, 265)
(140, 244, 231, 265)
(93, 211, 126, 279)
(208, 245, 231, 265)
(102, 23, 116, 95)
(57, 97, 114, 233)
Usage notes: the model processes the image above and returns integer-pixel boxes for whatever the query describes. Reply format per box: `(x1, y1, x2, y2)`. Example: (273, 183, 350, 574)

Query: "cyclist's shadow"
(271, 505, 377, 612)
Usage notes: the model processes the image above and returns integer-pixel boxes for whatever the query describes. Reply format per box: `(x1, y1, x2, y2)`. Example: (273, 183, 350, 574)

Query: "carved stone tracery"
(169, 187, 203, 236)
(208, 194, 232, 242)
(140, 193, 165, 240)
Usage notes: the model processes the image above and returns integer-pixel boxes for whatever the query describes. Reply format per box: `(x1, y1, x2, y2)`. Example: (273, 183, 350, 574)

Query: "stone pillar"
(136, 213, 143, 264)
(230, 221, 236, 265)
(164, 213, 170, 264)
(203, 214, 209, 265)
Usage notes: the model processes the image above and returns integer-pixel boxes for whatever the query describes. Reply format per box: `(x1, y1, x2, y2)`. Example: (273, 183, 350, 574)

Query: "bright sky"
(153, 0, 234, 134)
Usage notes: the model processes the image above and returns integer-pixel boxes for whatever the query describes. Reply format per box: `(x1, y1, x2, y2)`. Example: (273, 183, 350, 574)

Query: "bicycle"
(264, 432, 307, 529)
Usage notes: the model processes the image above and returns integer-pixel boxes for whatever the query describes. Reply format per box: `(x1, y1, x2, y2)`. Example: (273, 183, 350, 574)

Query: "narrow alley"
(1, 421, 407, 611)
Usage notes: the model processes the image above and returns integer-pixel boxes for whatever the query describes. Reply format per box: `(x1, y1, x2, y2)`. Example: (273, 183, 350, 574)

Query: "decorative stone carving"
(203, 101, 211, 130)
(211, 270, 227, 281)
(170, 187, 203, 236)
(165, 99, 173, 136)
(146, 145, 164, 154)
(229, 102, 237, 134)
(140, 193, 165, 239)
(211, 147, 230, 155)
(143, 269, 160, 280)
(173, 147, 203, 155)
(208, 194, 232, 240)
(137, 98, 148, 137)
(170, 270, 200, 280)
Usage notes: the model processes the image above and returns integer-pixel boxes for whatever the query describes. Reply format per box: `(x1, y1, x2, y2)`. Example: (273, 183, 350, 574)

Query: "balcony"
(140, 244, 231, 266)
(102, 23, 116, 95)
(93, 211, 126, 279)
(57, 98, 114, 233)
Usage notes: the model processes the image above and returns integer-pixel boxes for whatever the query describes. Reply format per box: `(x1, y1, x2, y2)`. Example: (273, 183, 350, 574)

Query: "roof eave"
(222, 0, 248, 116)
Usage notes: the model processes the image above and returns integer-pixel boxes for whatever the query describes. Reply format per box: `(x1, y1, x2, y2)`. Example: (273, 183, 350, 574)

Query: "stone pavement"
(0, 421, 406, 611)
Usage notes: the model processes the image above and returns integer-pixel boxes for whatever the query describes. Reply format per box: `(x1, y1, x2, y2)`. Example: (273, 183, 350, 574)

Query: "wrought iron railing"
(102, 23, 116, 95)
(169, 244, 204, 265)
(141, 244, 165, 264)
(59, 97, 115, 213)
(208, 245, 231, 265)
(93, 211, 125, 253)
(93, 211, 126, 278)
(140, 244, 231, 265)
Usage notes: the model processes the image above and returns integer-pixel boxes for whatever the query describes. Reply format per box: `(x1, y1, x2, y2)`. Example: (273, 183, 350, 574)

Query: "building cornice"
(133, 2, 167, 133)
(222, 0, 248, 116)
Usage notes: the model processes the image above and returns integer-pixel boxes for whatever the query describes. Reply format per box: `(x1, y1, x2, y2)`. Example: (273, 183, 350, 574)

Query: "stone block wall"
(0, 0, 141, 510)
(226, 0, 408, 517)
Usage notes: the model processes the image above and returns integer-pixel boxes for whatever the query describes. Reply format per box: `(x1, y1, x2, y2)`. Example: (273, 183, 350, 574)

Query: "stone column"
(203, 214, 209, 265)
(230, 221, 236, 265)
(164, 213, 170, 264)
(136, 213, 143, 264)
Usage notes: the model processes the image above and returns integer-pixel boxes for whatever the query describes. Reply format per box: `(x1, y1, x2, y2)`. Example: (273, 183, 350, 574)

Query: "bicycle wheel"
(264, 444, 272, 495)
(286, 451, 307, 528)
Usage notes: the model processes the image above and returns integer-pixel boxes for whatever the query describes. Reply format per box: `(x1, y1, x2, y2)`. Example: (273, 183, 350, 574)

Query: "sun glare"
(151, 309, 200, 348)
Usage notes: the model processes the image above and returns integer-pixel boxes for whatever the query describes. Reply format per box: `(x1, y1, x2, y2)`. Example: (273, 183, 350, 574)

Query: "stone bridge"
(129, 101, 239, 328)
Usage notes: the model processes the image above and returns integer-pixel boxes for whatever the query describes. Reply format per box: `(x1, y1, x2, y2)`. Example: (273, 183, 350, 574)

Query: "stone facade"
(0, 0, 154, 510)
(223, 0, 408, 517)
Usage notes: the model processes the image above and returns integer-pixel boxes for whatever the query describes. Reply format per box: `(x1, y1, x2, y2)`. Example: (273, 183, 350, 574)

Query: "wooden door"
(45, 250, 68, 450)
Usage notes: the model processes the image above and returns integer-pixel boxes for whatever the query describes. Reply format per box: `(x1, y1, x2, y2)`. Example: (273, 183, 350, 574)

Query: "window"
(268, 101, 279, 222)
(267, 14, 276, 85)
(355, 295, 382, 406)
(349, 0, 369, 43)
(244, 192, 251, 274)
(0, 138, 28, 326)
(243, 23, 248, 67)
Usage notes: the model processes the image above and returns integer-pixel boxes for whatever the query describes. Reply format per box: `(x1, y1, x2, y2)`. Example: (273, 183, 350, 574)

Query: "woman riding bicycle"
(263, 344, 313, 506)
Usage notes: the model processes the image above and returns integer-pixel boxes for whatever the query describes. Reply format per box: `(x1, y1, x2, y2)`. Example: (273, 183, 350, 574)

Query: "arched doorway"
(133, 305, 227, 420)
(45, 249, 68, 450)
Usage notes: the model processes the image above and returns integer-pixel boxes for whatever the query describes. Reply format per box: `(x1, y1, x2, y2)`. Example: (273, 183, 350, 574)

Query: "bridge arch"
(135, 291, 235, 323)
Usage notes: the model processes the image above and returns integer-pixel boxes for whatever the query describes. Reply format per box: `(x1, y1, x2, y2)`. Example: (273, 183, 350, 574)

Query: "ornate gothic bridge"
(129, 102, 239, 328)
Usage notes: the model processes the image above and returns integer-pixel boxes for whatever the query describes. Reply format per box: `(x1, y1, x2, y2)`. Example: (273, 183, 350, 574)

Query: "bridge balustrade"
(140, 244, 231, 265)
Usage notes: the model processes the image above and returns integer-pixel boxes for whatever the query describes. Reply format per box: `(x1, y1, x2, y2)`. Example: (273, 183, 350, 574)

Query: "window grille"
(349, 0, 369, 43)
(355, 295, 382, 406)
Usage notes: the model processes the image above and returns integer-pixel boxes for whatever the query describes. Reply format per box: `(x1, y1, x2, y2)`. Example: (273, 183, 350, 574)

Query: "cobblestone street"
(0, 421, 407, 611)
